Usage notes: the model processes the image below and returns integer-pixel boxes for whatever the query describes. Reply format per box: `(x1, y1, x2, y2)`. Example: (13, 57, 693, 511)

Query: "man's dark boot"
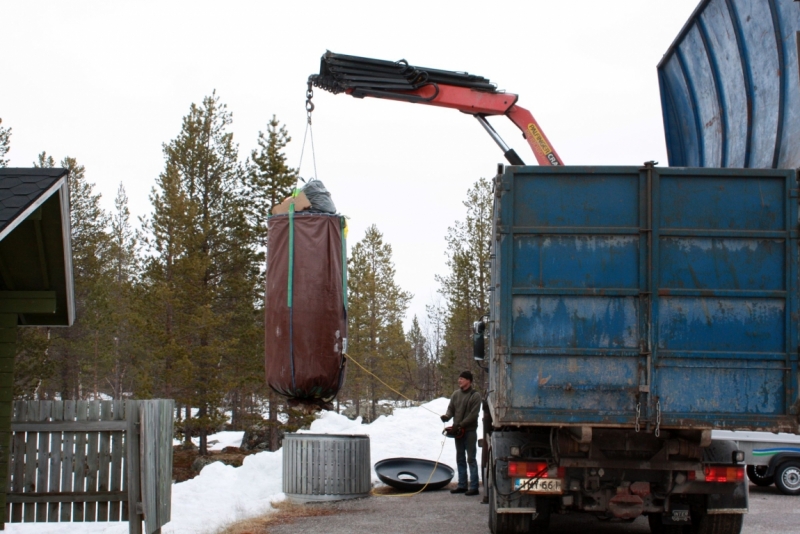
(465, 489, 479, 496)
(450, 487, 467, 494)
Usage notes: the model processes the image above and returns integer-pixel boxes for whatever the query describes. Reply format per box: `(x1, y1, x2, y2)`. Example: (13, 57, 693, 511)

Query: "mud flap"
(707, 481, 748, 514)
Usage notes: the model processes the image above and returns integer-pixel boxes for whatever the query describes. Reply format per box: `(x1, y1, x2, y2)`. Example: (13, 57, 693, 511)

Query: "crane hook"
(305, 82, 315, 118)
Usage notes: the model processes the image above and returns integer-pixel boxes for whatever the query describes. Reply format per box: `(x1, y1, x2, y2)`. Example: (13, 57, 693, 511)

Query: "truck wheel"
(775, 461, 800, 495)
(746, 465, 774, 487)
(690, 513, 743, 534)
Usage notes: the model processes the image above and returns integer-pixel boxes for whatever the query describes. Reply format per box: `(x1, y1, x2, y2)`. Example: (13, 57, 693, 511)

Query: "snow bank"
(5, 397, 477, 534)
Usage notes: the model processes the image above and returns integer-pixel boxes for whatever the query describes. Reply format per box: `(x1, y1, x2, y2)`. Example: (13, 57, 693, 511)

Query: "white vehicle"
(713, 431, 800, 496)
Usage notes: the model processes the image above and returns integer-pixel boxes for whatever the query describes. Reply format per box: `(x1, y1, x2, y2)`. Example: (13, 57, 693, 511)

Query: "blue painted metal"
(490, 165, 799, 432)
(659, 0, 800, 169)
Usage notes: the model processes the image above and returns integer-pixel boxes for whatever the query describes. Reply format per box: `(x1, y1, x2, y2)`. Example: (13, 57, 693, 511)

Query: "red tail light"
(507, 461, 565, 478)
(688, 466, 745, 483)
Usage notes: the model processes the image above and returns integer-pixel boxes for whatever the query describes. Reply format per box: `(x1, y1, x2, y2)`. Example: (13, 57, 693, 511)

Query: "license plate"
(514, 478, 563, 494)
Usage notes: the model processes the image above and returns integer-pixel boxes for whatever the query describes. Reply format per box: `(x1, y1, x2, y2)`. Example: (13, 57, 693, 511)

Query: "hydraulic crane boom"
(309, 51, 563, 166)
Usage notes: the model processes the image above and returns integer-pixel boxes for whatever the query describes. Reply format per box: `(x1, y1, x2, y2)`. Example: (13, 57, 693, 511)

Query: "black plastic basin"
(374, 457, 455, 492)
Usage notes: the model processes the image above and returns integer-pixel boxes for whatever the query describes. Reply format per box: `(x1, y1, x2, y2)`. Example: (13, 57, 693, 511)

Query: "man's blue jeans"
(455, 429, 479, 490)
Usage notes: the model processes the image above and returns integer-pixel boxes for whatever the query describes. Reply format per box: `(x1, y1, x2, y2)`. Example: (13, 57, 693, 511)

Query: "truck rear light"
(507, 461, 565, 478)
(687, 466, 744, 483)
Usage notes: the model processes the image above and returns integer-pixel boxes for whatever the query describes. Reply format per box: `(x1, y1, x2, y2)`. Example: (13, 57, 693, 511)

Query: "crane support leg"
(507, 105, 563, 166)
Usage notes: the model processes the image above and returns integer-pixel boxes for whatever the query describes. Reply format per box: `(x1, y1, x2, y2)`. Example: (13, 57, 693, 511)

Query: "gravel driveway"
(267, 484, 800, 534)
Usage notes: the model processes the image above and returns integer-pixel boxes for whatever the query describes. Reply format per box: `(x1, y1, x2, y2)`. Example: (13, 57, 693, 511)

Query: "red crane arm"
(345, 83, 563, 166)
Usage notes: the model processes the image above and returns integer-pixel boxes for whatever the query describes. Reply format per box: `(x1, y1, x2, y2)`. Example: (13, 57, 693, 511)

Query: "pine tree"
(216, 195, 262, 432)
(143, 92, 258, 455)
(14, 328, 51, 398)
(61, 157, 112, 400)
(424, 300, 447, 397)
(242, 115, 297, 445)
(141, 162, 192, 405)
(34, 152, 55, 169)
(436, 178, 492, 391)
(101, 184, 140, 399)
(0, 118, 11, 167)
(25, 155, 112, 400)
(246, 115, 297, 246)
(345, 225, 412, 421)
(405, 315, 439, 401)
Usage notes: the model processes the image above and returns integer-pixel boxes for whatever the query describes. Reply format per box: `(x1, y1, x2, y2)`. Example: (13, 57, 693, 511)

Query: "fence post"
(126, 401, 142, 534)
(140, 400, 173, 534)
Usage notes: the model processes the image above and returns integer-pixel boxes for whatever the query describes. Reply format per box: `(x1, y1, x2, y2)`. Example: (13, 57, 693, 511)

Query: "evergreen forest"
(0, 94, 492, 455)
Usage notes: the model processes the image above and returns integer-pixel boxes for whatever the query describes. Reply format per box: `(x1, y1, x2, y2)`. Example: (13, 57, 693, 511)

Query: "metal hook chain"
(305, 82, 315, 117)
(635, 403, 641, 433)
(297, 81, 319, 187)
(655, 400, 661, 438)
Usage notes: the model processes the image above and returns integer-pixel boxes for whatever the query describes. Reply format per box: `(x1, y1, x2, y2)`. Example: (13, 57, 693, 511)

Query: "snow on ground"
(173, 430, 245, 451)
(5, 397, 477, 534)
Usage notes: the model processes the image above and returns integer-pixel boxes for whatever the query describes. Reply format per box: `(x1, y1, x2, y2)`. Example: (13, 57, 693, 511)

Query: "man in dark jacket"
(441, 370, 482, 496)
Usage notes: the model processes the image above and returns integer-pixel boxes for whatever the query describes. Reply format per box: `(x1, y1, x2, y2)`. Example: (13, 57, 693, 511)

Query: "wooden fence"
(5, 399, 174, 534)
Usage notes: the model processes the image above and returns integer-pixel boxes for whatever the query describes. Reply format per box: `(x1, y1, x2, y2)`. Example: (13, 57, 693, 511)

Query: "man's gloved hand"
(453, 425, 461, 435)
(440, 415, 448, 422)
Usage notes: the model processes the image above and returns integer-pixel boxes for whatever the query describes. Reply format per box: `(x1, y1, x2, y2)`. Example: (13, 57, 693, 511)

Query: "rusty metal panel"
(509, 354, 642, 414)
(512, 235, 640, 290)
(652, 168, 798, 431)
(492, 165, 799, 432)
(511, 296, 639, 349)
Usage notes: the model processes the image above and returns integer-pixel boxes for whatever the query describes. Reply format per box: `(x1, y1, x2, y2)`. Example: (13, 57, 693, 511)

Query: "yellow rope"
(343, 352, 440, 416)
(370, 437, 448, 498)
(343, 352, 451, 497)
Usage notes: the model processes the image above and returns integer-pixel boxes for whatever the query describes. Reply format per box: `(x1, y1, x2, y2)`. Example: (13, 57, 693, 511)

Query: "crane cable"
(296, 81, 319, 189)
(300, 86, 454, 498)
(344, 352, 451, 498)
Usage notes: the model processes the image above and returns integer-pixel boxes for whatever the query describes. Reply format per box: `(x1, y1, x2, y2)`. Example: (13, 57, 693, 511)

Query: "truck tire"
(690, 513, 743, 534)
(481, 401, 492, 505)
(746, 465, 774, 487)
(774, 461, 800, 495)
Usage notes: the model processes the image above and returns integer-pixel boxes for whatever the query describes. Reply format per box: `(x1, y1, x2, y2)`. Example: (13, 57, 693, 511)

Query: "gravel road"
(267, 484, 800, 534)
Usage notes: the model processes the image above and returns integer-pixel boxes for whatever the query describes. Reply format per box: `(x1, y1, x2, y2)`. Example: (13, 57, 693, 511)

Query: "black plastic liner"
(374, 457, 455, 492)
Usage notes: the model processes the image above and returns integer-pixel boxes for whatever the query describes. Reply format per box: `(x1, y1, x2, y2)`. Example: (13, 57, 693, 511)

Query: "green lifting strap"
(341, 217, 348, 310)
(287, 201, 296, 308)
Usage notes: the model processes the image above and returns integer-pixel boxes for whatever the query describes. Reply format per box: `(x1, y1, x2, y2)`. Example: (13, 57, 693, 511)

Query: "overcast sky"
(2, 1, 700, 327)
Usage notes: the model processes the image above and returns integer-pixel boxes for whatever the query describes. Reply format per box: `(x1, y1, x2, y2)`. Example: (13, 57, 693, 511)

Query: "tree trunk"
(198, 404, 208, 456)
(93, 331, 99, 400)
(184, 404, 192, 447)
(231, 389, 240, 430)
(268, 390, 279, 452)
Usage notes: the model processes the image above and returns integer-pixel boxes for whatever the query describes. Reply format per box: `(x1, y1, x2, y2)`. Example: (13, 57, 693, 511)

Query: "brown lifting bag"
(265, 212, 347, 409)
